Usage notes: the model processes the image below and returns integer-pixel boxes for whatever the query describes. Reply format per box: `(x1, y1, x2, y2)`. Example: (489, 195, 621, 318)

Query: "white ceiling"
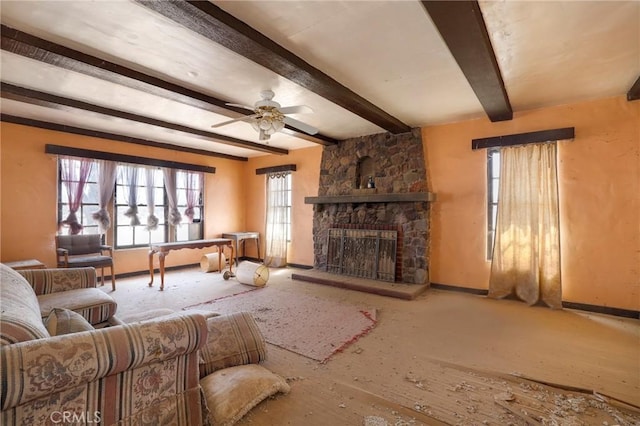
(1, 1, 638, 159)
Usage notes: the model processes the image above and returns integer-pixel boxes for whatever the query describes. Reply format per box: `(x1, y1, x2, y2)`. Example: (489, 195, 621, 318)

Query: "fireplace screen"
(326, 228, 397, 282)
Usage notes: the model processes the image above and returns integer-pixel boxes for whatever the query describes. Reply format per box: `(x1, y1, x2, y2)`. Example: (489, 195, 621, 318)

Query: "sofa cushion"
(199, 312, 266, 378)
(37, 288, 117, 325)
(45, 308, 94, 336)
(201, 364, 290, 426)
(0, 264, 50, 346)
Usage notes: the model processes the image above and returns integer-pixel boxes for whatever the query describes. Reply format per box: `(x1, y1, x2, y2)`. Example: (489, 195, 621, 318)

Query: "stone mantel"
(305, 192, 435, 205)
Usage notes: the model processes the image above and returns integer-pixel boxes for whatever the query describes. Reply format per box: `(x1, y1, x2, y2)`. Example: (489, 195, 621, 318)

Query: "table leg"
(158, 252, 167, 291)
(148, 250, 155, 287)
(228, 243, 234, 275)
(234, 237, 240, 266)
(256, 236, 261, 262)
(217, 246, 222, 272)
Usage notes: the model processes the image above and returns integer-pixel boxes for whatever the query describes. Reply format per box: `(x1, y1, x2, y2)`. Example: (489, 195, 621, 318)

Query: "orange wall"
(423, 96, 639, 310)
(243, 145, 322, 266)
(0, 122, 245, 274)
(2, 95, 638, 310)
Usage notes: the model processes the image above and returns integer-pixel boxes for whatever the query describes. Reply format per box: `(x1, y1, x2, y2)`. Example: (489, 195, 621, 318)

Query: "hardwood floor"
(103, 267, 640, 425)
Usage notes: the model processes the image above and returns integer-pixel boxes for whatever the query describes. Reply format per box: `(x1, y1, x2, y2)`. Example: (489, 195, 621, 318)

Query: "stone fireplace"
(305, 128, 431, 285)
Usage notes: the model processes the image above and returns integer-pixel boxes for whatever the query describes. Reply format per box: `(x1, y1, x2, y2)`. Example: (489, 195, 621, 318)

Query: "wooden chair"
(55, 234, 116, 291)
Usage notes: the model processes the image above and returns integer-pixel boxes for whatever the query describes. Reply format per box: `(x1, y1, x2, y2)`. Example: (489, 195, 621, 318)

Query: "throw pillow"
(199, 312, 266, 377)
(200, 364, 290, 426)
(45, 308, 94, 336)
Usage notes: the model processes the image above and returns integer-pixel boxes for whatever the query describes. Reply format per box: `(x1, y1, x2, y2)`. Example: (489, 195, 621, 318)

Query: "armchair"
(56, 234, 116, 291)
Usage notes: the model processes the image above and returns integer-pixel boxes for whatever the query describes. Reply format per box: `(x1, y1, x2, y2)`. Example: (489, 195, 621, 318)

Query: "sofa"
(0, 263, 290, 425)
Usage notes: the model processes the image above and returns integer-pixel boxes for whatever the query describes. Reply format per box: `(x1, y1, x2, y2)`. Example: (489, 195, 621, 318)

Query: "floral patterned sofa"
(0, 263, 289, 425)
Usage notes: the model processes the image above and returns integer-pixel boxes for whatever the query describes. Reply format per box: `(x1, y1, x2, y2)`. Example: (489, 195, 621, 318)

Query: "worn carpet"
(185, 286, 377, 362)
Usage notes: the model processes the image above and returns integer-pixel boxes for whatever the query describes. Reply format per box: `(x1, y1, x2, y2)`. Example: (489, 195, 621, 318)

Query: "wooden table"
(148, 238, 233, 290)
(222, 232, 260, 266)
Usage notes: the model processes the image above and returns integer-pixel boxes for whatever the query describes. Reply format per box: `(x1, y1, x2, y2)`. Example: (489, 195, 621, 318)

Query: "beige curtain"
(489, 143, 562, 309)
(264, 172, 290, 267)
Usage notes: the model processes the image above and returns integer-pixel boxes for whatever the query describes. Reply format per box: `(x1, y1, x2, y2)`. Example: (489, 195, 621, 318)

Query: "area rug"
(185, 287, 377, 362)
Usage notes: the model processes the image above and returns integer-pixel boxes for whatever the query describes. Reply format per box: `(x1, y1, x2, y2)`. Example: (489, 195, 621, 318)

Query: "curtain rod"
(45, 144, 216, 174)
(255, 164, 297, 175)
(471, 127, 575, 150)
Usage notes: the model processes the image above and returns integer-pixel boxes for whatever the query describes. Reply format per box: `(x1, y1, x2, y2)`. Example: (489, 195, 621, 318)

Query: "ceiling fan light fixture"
(259, 118, 272, 130)
(214, 90, 317, 140)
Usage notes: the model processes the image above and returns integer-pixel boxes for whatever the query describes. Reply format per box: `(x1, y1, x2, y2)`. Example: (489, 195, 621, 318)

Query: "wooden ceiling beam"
(421, 1, 513, 122)
(0, 24, 337, 146)
(627, 76, 640, 101)
(1, 83, 288, 155)
(136, 0, 411, 134)
(1, 114, 248, 162)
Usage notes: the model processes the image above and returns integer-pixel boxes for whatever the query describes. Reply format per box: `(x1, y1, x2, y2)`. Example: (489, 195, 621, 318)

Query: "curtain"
(92, 160, 117, 233)
(122, 165, 141, 226)
(60, 157, 93, 235)
(184, 171, 203, 223)
(488, 143, 562, 309)
(145, 167, 159, 231)
(163, 168, 182, 226)
(264, 172, 290, 267)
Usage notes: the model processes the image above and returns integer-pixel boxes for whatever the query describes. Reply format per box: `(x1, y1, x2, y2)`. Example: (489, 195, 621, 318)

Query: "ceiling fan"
(212, 90, 318, 141)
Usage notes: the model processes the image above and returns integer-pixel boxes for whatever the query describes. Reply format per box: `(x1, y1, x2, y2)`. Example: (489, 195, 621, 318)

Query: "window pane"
(136, 230, 150, 245)
(491, 205, 498, 230)
(491, 179, 500, 203)
(138, 189, 147, 205)
(84, 182, 99, 204)
(115, 186, 127, 204)
(176, 224, 188, 241)
(149, 228, 165, 244)
(117, 227, 134, 246)
(487, 149, 500, 260)
(492, 152, 501, 177)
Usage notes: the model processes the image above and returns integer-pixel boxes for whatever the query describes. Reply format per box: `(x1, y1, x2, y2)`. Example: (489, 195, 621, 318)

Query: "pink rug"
(186, 287, 377, 362)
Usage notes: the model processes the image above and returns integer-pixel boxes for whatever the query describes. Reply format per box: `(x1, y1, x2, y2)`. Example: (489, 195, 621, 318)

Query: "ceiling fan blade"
(279, 105, 313, 115)
(211, 114, 259, 128)
(225, 103, 255, 111)
(283, 116, 318, 135)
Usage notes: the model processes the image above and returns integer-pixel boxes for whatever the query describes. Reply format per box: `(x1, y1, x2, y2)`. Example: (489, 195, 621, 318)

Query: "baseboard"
(561, 301, 639, 320)
(430, 282, 639, 319)
(430, 282, 489, 295)
(287, 263, 313, 270)
(115, 263, 199, 279)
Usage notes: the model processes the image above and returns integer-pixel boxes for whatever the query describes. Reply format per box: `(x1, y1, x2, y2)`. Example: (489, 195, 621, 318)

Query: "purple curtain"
(60, 157, 93, 234)
(184, 171, 202, 223)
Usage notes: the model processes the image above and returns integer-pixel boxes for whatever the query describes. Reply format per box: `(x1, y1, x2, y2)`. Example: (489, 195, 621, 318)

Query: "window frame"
(57, 158, 100, 235)
(57, 158, 205, 249)
(487, 148, 500, 260)
(113, 167, 170, 249)
(267, 172, 292, 243)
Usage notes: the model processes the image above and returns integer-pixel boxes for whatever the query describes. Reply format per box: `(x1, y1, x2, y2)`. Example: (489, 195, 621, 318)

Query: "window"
(267, 172, 292, 242)
(175, 170, 204, 242)
(58, 158, 204, 248)
(58, 158, 99, 235)
(487, 148, 500, 259)
(115, 166, 167, 248)
(264, 172, 291, 267)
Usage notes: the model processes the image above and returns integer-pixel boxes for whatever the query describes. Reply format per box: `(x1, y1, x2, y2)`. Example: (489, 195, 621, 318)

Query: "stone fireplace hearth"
(304, 128, 432, 285)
